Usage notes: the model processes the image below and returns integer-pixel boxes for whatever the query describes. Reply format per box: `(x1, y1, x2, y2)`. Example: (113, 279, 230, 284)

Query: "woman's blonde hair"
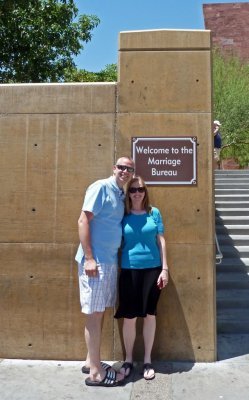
(125, 176, 152, 214)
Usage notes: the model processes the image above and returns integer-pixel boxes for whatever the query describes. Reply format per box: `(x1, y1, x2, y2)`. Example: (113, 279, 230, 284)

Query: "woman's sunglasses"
(129, 187, 146, 193)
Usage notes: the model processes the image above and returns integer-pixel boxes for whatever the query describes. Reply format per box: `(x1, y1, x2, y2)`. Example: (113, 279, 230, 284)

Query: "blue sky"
(74, 0, 248, 71)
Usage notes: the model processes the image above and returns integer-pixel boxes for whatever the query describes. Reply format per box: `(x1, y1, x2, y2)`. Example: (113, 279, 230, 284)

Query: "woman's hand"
(157, 269, 169, 290)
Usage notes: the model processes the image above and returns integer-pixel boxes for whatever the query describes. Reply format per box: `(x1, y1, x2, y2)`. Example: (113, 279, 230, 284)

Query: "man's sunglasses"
(129, 187, 146, 193)
(116, 164, 135, 173)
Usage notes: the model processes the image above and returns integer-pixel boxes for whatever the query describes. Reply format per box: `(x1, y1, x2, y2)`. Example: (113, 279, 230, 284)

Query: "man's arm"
(78, 210, 98, 276)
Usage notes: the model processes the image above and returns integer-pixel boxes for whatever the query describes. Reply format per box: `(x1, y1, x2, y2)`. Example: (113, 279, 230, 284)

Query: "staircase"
(215, 169, 249, 359)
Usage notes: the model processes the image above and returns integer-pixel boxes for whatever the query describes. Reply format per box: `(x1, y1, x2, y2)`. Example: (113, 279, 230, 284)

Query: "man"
(75, 157, 135, 387)
(213, 120, 222, 169)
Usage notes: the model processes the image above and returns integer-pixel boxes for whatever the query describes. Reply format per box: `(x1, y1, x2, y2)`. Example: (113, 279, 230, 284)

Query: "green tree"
(64, 63, 117, 82)
(0, 0, 100, 83)
(213, 50, 249, 167)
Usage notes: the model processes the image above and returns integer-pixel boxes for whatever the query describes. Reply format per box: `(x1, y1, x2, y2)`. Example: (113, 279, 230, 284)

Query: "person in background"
(115, 176, 169, 381)
(75, 157, 134, 387)
(213, 120, 222, 169)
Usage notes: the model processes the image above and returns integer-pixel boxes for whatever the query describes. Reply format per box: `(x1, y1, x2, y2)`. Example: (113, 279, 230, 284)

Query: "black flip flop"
(81, 361, 111, 374)
(120, 362, 133, 378)
(85, 369, 124, 387)
(143, 363, 155, 380)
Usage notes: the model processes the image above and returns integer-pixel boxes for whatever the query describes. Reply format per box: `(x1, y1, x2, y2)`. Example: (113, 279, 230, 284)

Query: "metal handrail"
(215, 233, 223, 264)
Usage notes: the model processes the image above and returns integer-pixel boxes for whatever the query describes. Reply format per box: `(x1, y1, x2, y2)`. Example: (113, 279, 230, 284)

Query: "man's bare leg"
(85, 312, 105, 381)
(83, 352, 90, 369)
(85, 312, 124, 382)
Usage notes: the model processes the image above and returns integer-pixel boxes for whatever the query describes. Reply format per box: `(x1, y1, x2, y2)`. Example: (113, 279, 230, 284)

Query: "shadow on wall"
(116, 276, 195, 371)
(154, 278, 195, 365)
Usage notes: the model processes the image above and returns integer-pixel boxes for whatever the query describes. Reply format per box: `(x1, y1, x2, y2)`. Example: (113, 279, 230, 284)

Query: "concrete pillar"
(115, 29, 215, 362)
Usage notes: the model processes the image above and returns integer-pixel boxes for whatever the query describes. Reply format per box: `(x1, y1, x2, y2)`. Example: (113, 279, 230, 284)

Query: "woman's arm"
(156, 234, 169, 289)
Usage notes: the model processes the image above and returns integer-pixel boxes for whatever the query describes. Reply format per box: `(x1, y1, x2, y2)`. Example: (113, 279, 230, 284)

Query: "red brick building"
(203, 2, 249, 60)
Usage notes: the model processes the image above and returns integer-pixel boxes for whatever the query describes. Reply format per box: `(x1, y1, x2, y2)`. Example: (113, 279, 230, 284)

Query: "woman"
(114, 176, 169, 380)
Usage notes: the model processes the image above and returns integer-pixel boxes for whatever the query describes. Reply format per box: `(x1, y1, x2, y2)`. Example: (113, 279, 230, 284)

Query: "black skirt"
(114, 267, 162, 319)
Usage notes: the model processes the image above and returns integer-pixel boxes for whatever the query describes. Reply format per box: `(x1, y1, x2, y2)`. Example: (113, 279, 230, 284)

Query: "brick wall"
(203, 2, 249, 60)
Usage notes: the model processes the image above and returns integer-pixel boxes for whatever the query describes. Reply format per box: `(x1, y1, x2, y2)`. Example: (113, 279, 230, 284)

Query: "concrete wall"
(0, 83, 117, 360)
(0, 29, 215, 362)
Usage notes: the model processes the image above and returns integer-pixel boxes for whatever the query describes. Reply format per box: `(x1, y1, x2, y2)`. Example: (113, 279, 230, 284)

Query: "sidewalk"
(1, 354, 249, 400)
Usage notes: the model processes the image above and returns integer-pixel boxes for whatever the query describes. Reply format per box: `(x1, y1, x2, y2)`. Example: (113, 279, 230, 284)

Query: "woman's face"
(128, 181, 146, 205)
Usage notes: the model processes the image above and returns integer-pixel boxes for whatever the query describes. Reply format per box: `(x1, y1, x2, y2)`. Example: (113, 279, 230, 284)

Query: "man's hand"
(84, 258, 98, 277)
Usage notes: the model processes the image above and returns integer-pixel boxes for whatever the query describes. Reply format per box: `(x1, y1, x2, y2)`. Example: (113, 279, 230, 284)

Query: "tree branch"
(221, 141, 249, 150)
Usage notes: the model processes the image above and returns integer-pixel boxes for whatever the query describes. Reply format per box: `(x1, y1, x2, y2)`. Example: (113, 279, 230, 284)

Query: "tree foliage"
(213, 50, 249, 167)
(0, 0, 100, 82)
(64, 63, 117, 82)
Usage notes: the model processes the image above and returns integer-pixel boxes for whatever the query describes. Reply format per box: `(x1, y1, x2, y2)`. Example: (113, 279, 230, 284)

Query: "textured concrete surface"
(0, 30, 215, 363)
(117, 28, 214, 362)
(1, 355, 249, 400)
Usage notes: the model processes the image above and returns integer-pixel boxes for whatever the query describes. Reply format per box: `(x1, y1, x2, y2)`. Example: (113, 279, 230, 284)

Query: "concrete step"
(216, 272, 249, 289)
(215, 178, 249, 184)
(215, 181, 249, 186)
(217, 234, 249, 246)
(217, 310, 249, 333)
(216, 208, 249, 216)
(217, 309, 249, 334)
(215, 201, 249, 208)
(217, 333, 249, 360)
(216, 258, 249, 273)
(217, 289, 249, 308)
(215, 170, 249, 175)
(220, 245, 249, 258)
(215, 186, 249, 192)
(215, 173, 249, 178)
(216, 216, 249, 225)
(215, 194, 249, 202)
(215, 171, 249, 337)
(215, 189, 249, 195)
(216, 225, 249, 235)
(217, 307, 249, 320)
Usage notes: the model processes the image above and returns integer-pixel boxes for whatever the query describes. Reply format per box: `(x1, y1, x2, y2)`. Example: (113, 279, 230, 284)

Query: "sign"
(132, 136, 197, 185)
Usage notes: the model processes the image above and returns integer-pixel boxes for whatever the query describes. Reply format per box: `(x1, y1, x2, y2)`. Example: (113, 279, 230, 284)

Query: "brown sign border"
(131, 136, 197, 186)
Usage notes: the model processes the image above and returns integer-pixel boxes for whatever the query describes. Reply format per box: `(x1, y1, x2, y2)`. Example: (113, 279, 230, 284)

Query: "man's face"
(113, 157, 135, 187)
(213, 123, 219, 134)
